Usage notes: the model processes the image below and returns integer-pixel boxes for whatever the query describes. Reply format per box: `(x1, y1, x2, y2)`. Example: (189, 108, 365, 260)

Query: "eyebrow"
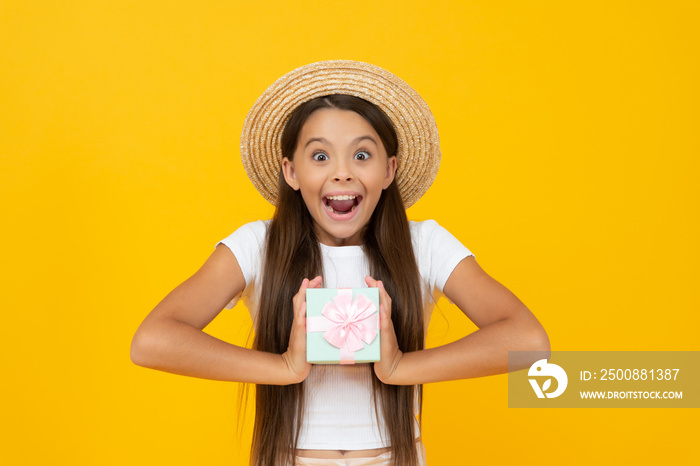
(303, 135, 378, 148)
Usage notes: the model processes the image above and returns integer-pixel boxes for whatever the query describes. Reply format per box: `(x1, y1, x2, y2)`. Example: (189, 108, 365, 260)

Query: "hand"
(281, 276, 322, 384)
(365, 275, 403, 384)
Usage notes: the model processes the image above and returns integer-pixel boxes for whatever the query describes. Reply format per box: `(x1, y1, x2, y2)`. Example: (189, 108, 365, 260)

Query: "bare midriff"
(296, 437, 420, 459)
(295, 446, 392, 459)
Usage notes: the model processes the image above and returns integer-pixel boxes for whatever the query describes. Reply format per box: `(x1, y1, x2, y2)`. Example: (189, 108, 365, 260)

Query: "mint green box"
(306, 288, 380, 365)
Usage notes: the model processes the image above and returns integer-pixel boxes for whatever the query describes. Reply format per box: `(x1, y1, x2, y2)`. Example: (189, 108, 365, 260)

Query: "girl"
(131, 60, 550, 466)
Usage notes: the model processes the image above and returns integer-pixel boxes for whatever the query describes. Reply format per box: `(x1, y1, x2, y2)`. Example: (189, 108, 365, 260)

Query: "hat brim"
(240, 60, 440, 208)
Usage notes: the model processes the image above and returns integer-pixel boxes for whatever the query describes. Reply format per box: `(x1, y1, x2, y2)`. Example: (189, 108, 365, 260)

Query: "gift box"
(306, 288, 380, 365)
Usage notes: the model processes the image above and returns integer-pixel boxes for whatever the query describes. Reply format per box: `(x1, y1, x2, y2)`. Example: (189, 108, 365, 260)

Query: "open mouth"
(324, 194, 362, 215)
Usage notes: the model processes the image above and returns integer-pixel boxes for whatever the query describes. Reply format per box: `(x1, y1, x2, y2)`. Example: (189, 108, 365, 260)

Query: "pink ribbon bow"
(307, 289, 379, 364)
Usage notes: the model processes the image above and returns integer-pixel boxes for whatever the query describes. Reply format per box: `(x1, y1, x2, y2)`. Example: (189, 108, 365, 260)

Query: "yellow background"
(2, 1, 698, 464)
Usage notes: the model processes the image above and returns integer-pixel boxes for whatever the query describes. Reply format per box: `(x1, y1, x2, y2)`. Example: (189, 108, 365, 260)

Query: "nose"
(331, 158, 353, 182)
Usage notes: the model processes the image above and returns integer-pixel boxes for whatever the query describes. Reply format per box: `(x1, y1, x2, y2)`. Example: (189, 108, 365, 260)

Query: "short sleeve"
(411, 220, 474, 293)
(215, 220, 268, 288)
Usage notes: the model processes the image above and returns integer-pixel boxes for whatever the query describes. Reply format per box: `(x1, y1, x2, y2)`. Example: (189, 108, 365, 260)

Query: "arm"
(130, 244, 315, 385)
(373, 256, 550, 385)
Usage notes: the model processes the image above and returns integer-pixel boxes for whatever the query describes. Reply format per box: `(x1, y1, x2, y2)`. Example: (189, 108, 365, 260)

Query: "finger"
(295, 276, 321, 309)
(364, 275, 378, 287)
(295, 278, 310, 300)
(373, 280, 391, 318)
(296, 277, 322, 303)
(293, 278, 310, 311)
(296, 301, 307, 323)
(379, 303, 387, 328)
(308, 275, 323, 288)
(377, 280, 391, 308)
(365, 275, 391, 316)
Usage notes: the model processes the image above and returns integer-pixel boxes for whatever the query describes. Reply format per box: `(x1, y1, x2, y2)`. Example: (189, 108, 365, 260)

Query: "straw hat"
(240, 60, 440, 208)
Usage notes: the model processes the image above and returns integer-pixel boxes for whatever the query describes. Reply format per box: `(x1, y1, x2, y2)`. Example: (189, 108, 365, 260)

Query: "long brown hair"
(250, 95, 424, 466)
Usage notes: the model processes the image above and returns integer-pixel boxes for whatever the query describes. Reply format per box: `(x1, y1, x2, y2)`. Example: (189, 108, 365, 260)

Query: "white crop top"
(217, 219, 473, 450)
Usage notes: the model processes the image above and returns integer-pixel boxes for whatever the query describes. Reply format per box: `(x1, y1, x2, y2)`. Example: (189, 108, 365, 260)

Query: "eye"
(312, 151, 328, 162)
(354, 150, 371, 161)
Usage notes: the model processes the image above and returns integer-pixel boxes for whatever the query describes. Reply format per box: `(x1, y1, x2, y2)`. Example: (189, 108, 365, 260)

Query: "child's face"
(281, 108, 397, 247)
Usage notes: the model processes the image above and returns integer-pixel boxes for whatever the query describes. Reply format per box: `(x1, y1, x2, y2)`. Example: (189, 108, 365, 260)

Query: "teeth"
(326, 194, 356, 201)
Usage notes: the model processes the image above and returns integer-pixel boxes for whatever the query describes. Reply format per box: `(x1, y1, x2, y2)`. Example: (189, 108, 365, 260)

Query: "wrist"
(378, 348, 405, 385)
(279, 351, 305, 385)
